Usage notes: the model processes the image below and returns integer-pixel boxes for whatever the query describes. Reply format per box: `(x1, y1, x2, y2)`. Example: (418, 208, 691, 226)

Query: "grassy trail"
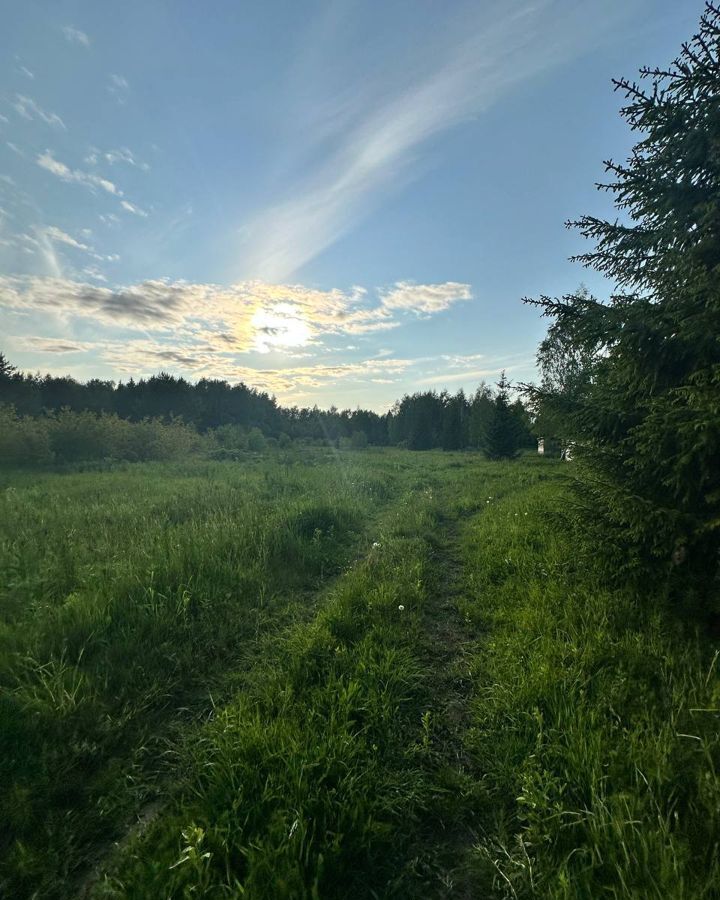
(4, 454, 718, 897)
(403, 512, 483, 897)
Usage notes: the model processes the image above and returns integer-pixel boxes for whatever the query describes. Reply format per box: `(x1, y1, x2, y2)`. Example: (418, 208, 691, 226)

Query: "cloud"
(21, 337, 92, 353)
(6, 142, 25, 157)
(104, 147, 150, 171)
(44, 225, 90, 251)
(14, 95, 66, 130)
(82, 266, 108, 282)
(241, 0, 636, 280)
(0, 276, 470, 357)
(108, 74, 130, 103)
(17, 65, 35, 80)
(120, 199, 148, 217)
(96, 338, 417, 396)
(379, 281, 472, 315)
(37, 151, 121, 195)
(62, 26, 90, 46)
(1, 275, 527, 403)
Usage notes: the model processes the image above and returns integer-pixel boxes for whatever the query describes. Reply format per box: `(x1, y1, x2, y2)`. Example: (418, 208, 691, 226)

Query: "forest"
(0, 358, 536, 459)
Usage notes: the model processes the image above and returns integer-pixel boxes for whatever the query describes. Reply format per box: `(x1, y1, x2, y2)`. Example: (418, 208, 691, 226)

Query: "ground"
(0, 450, 718, 898)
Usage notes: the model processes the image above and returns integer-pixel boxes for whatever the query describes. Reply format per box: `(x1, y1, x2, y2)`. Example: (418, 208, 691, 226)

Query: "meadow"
(1, 449, 718, 898)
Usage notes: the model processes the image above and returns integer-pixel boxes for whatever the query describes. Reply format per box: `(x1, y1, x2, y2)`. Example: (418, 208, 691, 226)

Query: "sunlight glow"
(251, 303, 312, 353)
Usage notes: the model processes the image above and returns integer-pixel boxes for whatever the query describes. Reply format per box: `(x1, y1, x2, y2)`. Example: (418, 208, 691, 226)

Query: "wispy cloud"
(14, 95, 66, 130)
(36, 152, 148, 219)
(44, 225, 90, 251)
(379, 282, 472, 315)
(103, 147, 150, 171)
(108, 74, 130, 104)
(241, 0, 635, 280)
(85, 146, 149, 171)
(120, 199, 148, 217)
(17, 65, 35, 80)
(20, 336, 93, 353)
(62, 26, 90, 47)
(37, 150, 121, 195)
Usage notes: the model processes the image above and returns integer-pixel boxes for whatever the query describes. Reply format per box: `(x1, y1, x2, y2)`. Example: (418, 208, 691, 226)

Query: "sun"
(251, 304, 312, 353)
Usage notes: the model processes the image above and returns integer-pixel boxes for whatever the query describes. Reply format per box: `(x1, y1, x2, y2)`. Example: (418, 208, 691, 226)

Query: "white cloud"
(17, 65, 35, 80)
(0, 114, 9, 124)
(241, 0, 636, 280)
(14, 95, 66, 130)
(120, 199, 148, 217)
(62, 26, 90, 47)
(0, 274, 526, 403)
(0, 276, 471, 357)
(379, 281, 472, 315)
(6, 142, 25, 157)
(37, 150, 122, 196)
(104, 147, 150, 171)
(82, 266, 108, 282)
(44, 225, 90, 251)
(108, 74, 130, 103)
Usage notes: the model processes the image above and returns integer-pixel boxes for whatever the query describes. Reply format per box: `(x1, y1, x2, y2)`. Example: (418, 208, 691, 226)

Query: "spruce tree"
(484, 372, 522, 460)
(526, 4, 720, 592)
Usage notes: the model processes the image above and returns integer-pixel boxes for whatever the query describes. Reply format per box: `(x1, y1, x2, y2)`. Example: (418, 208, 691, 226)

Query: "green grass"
(0, 450, 718, 898)
(458, 480, 720, 898)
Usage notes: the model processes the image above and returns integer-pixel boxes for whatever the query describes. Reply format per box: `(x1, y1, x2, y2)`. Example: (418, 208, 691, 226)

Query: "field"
(1, 450, 718, 898)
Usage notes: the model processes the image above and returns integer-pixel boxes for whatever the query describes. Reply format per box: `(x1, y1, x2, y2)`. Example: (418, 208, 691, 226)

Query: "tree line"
(0, 354, 534, 459)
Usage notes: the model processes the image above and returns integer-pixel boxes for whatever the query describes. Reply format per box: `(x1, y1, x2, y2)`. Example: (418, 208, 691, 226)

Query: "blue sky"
(0, 0, 702, 410)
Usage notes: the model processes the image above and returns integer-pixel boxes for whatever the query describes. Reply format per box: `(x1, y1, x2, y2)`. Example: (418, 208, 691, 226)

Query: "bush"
(0, 406, 53, 465)
(247, 427, 267, 452)
(0, 408, 205, 467)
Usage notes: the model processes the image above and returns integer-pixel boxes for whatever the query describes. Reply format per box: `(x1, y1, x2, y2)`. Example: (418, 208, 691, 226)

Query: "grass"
(0, 450, 718, 897)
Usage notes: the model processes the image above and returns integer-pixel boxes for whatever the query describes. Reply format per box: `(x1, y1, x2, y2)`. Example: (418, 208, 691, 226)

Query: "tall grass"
(459, 481, 720, 897)
(0, 452, 403, 896)
(1, 452, 718, 897)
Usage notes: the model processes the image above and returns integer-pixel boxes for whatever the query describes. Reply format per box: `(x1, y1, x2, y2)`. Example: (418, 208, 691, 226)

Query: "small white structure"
(537, 438, 545, 455)
(561, 441, 575, 462)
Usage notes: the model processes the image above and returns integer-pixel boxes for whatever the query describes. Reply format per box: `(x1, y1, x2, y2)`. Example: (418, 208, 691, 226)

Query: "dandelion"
(398, 604, 405, 611)
(372, 541, 381, 548)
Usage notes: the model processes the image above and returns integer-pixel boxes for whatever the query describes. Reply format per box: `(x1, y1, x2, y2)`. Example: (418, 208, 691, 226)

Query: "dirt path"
(405, 511, 486, 897)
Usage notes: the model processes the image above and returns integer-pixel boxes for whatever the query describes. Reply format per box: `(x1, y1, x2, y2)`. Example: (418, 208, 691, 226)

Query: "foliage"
(483, 372, 525, 460)
(0, 406, 205, 466)
(524, 4, 720, 591)
(460, 479, 720, 897)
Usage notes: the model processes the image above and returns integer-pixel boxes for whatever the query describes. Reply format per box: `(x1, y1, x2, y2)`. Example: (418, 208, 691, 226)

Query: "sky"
(0, 0, 703, 411)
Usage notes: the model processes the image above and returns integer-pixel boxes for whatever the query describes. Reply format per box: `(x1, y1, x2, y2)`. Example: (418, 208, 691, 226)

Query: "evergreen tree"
(468, 382, 494, 448)
(0, 352, 17, 381)
(484, 372, 522, 460)
(525, 4, 720, 591)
